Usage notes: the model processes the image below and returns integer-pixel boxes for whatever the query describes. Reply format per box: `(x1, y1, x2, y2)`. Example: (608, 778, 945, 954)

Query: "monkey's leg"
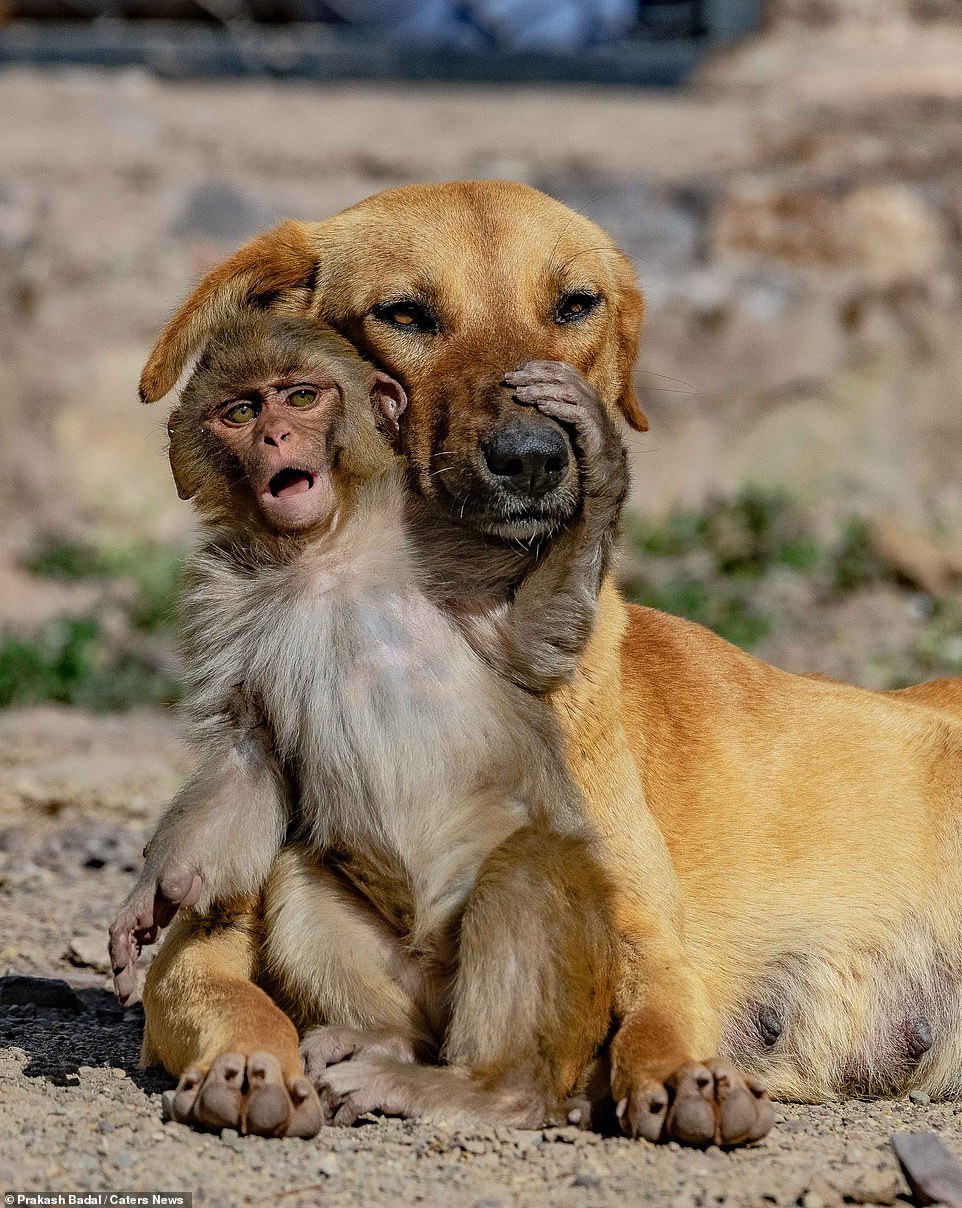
(316, 827, 618, 1129)
(141, 901, 322, 1138)
(259, 846, 438, 1091)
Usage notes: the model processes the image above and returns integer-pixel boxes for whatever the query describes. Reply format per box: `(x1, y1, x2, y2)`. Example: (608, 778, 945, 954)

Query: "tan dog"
(137, 182, 962, 1145)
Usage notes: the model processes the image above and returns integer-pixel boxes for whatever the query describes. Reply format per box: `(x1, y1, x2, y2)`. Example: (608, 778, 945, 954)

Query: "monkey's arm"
(460, 361, 629, 696)
(109, 692, 289, 1006)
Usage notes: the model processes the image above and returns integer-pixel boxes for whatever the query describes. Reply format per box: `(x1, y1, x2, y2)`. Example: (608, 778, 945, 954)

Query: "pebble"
(908, 1090, 931, 1105)
(67, 935, 111, 974)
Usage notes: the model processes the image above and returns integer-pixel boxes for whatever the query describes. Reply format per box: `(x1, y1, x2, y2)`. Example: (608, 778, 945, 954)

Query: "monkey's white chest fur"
(186, 474, 530, 944)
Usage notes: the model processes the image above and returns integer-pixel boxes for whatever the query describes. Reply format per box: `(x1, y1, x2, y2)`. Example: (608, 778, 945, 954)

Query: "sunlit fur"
(137, 183, 962, 1136)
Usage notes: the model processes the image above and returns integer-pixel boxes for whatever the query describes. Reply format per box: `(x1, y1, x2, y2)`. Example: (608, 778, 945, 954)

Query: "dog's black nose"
(482, 419, 570, 497)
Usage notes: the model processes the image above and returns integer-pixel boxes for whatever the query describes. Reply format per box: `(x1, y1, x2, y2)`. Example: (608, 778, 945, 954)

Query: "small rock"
(833, 1168, 900, 1205)
(0, 974, 86, 1013)
(908, 1090, 931, 1105)
(541, 1126, 580, 1144)
(572, 1170, 601, 1189)
(67, 935, 111, 974)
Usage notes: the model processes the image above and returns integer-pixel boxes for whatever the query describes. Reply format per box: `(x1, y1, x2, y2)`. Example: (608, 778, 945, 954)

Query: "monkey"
(108, 312, 633, 1131)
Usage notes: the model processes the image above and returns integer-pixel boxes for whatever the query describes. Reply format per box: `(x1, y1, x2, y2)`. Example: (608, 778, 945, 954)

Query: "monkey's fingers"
(504, 361, 577, 387)
(113, 960, 140, 1008)
(108, 922, 141, 1007)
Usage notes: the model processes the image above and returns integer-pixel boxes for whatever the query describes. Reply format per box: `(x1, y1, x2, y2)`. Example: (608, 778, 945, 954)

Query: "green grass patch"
(23, 537, 184, 633)
(0, 616, 179, 711)
(1, 536, 187, 710)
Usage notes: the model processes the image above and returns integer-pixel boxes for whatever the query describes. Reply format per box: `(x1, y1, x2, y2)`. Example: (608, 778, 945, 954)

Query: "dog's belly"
(720, 934, 962, 1102)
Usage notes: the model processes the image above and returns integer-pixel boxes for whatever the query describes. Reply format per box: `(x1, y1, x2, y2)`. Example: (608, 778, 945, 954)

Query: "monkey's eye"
(554, 291, 601, 325)
(371, 299, 438, 334)
(222, 401, 260, 425)
(287, 388, 318, 408)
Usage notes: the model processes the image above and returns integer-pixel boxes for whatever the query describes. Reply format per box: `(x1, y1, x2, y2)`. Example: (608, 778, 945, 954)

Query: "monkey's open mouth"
(267, 468, 315, 498)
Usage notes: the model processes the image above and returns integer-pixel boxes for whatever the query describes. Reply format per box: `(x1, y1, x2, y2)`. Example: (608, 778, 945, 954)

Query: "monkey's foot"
(109, 866, 203, 1006)
(312, 1056, 419, 1126)
(301, 1026, 419, 1083)
(166, 1051, 322, 1138)
(616, 1059, 773, 1148)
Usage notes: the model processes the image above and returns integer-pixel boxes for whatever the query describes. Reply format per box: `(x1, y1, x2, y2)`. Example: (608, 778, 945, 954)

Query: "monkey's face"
(170, 319, 408, 537)
(207, 378, 344, 533)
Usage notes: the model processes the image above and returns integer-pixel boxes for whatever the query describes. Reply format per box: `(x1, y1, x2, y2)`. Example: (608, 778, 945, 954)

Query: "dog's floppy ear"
(139, 220, 319, 405)
(612, 255, 648, 433)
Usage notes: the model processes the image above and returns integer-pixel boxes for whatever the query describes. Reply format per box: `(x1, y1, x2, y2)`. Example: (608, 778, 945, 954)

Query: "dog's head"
(141, 181, 645, 540)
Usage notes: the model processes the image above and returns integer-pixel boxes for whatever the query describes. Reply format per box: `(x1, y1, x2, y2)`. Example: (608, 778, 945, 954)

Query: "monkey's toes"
(301, 1027, 365, 1077)
(108, 917, 142, 1006)
(620, 1060, 773, 1148)
(301, 1026, 417, 1080)
(315, 1057, 404, 1127)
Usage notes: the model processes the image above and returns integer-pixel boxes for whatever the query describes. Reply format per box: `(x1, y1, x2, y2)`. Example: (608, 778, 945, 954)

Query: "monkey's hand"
(503, 360, 628, 505)
(108, 864, 202, 1007)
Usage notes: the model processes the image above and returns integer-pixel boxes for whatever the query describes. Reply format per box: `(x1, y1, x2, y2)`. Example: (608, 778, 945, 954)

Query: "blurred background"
(2, 0, 962, 731)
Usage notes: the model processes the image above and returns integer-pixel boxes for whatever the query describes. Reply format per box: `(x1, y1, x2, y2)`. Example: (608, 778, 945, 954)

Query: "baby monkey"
(110, 313, 629, 1133)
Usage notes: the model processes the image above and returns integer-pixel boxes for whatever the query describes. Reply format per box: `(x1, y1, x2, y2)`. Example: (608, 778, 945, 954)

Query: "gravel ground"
(2, 707, 962, 1206)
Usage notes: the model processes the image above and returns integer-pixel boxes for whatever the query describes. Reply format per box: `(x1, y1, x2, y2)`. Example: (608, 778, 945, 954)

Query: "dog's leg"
(609, 957, 773, 1147)
(141, 903, 322, 1138)
(552, 584, 774, 1147)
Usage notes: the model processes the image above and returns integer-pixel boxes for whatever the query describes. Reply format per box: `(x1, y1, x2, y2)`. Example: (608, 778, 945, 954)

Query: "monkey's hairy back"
(180, 464, 578, 945)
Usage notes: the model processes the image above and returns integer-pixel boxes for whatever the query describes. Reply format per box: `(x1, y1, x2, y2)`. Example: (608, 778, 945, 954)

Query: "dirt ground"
(3, 15, 962, 1206)
(2, 706, 961, 1207)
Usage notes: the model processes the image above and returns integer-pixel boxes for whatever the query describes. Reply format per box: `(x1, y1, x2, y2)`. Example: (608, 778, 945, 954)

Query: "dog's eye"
(222, 400, 260, 425)
(555, 291, 601, 325)
(287, 388, 318, 408)
(372, 300, 438, 334)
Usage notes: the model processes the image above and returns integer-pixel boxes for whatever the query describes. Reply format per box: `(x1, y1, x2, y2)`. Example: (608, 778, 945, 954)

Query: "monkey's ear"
(371, 371, 408, 447)
(612, 254, 648, 433)
(167, 411, 198, 501)
(140, 221, 320, 405)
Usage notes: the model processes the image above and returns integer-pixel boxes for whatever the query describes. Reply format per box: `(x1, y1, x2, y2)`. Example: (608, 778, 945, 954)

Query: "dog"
(136, 181, 962, 1144)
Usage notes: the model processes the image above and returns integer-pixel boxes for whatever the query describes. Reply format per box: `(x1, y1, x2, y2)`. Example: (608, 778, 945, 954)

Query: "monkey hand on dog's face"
(504, 360, 628, 507)
(448, 360, 628, 696)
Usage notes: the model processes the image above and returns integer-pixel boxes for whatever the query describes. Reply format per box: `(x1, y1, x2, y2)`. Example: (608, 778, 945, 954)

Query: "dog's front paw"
(615, 1059, 774, 1148)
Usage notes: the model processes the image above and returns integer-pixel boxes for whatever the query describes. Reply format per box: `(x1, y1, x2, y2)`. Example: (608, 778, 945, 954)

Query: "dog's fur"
(137, 182, 962, 1141)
